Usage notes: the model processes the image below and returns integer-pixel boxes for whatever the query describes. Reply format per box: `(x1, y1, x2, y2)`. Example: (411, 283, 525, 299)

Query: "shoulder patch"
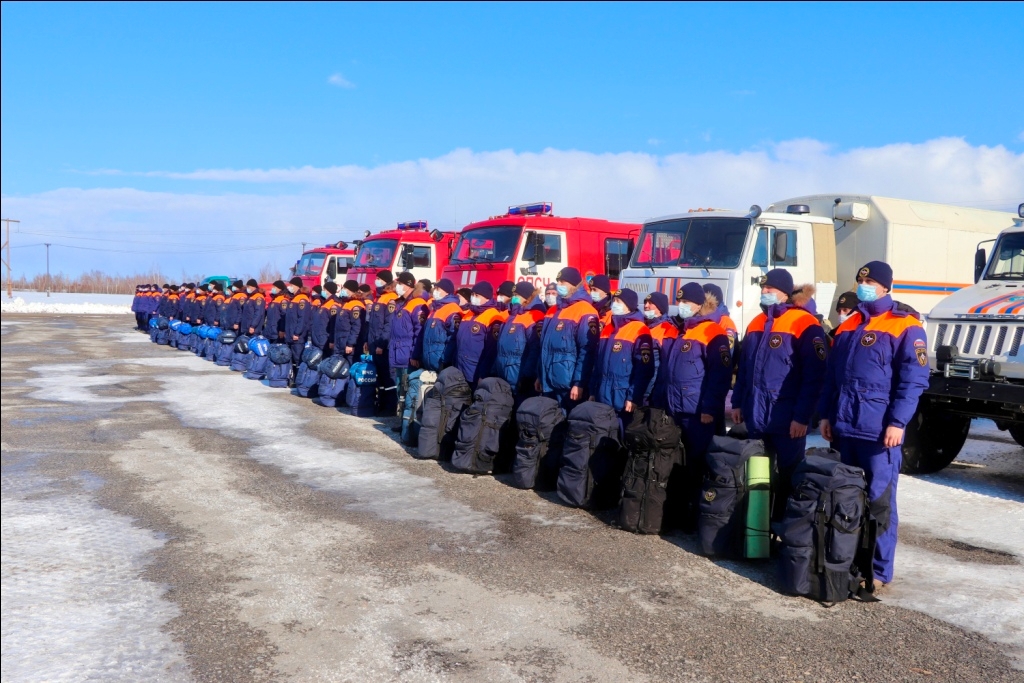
(720, 346, 731, 367)
(388, 302, 396, 313)
(813, 337, 827, 361)
(641, 347, 652, 364)
(588, 318, 599, 336)
(330, 307, 338, 316)
(353, 309, 362, 319)
(916, 347, 928, 366)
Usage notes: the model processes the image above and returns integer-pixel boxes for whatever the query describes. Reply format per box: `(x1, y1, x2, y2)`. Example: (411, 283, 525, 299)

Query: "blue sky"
(2, 2, 1022, 277)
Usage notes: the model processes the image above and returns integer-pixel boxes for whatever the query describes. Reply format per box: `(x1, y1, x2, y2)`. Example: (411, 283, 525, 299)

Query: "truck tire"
(901, 409, 970, 474)
(1008, 424, 1024, 448)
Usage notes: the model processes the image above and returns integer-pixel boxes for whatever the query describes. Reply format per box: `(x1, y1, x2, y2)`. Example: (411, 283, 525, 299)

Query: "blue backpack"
(350, 354, 378, 386)
(248, 335, 270, 357)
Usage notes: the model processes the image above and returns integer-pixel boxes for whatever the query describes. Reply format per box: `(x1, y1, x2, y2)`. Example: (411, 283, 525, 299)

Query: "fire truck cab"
(290, 241, 356, 290)
(441, 203, 641, 291)
(349, 221, 458, 292)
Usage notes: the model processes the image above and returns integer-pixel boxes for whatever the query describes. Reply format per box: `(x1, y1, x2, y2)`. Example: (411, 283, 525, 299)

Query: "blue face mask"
(556, 284, 570, 297)
(677, 304, 695, 319)
(857, 283, 879, 302)
(510, 295, 522, 305)
(760, 292, 781, 307)
(610, 302, 628, 316)
(642, 309, 657, 320)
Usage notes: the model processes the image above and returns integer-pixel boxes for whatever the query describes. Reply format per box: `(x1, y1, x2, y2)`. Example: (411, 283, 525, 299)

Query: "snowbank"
(1, 291, 133, 315)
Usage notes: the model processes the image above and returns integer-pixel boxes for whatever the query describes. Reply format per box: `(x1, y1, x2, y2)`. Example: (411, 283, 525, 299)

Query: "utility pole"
(301, 242, 307, 253)
(45, 243, 51, 297)
(1, 218, 19, 298)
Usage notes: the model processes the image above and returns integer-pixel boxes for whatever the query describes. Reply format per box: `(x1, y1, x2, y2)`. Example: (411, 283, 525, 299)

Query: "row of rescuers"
(136, 257, 928, 587)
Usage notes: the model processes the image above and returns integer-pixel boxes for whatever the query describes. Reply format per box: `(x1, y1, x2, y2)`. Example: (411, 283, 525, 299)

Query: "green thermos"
(745, 455, 771, 559)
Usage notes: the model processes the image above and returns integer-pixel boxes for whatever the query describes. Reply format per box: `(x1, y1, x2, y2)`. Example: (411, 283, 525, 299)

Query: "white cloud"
(327, 73, 355, 88)
(2, 137, 1022, 277)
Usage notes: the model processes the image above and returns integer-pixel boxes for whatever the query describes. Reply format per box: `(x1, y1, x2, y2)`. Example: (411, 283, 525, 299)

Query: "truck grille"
(930, 321, 1024, 359)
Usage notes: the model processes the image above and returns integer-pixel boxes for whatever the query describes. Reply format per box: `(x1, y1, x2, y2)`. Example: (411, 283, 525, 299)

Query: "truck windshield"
(295, 252, 326, 276)
(450, 226, 522, 264)
(986, 232, 1024, 280)
(355, 239, 398, 268)
(631, 217, 750, 268)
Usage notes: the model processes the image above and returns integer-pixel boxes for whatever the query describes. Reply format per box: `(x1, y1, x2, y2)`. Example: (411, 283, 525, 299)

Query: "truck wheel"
(901, 409, 970, 474)
(1008, 424, 1024, 448)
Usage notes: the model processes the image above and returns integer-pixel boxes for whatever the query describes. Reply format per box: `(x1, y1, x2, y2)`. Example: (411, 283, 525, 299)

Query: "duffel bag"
(416, 366, 471, 461)
(452, 377, 515, 474)
(300, 345, 323, 370)
(318, 354, 350, 380)
(511, 396, 566, 490)
(294, 361, 320, 397)
(248, 335, 270, 357)
(619, 407, 683, 534)
(401, 369, 435, 446)
(244, 353, 270, 380)
(316, 372, 347, 407)
(557, 401, 624, 509)
(268, 343, 292, 366)
(698, 436, 770, 558)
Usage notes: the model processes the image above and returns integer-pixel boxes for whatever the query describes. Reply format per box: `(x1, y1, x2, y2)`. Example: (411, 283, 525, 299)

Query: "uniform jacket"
(264, 293, 289, 339)
(651, 313, 731, 419)
(420, 295, 464, 372)
(220, 291, 248, 329)
(368, 291, 398, 355)
(158, 292, 180, 319)
(818, 296, 929, 441)
(284, 293, 314, 341)
(453, 302, 508, 385)
(310, 296, 343, 351)
(241, 291, 266, 336)
(389, 296, 429, 369)
(203, 293, 225, 326)
(590, 312, 654, 411)
(334, 297, 367, 351)
(538, 289, 600, 393)
(731, 303, 827, 436)
(494, 300, 547, 388)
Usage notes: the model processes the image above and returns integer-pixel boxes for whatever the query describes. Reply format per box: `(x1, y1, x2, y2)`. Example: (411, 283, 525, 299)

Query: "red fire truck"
(289, 241, 356, 290)
(440, 203, 641, 291)
(348, 221, 458, 292)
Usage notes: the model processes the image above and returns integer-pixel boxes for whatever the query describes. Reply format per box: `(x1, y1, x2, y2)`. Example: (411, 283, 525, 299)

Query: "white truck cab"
(915, 209, 1024, 471)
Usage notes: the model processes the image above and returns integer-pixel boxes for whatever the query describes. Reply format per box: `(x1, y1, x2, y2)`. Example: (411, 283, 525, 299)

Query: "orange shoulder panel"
(720, 315, 738, 333)
(377, 292, 398, 305)
(771, 308, 820, 337)
(514, 310, 546, 326)
(431, 302, 462, 320)
(684, 320, 728, 346)
(745, 312, 768, 335)
(833, 312, 865, 337)
(404, 297, 427, 312)
(559, 300, 598, 323)
(650, 322, 679, 343)
(864, 311, 922, 337)
(614, 320, 652, 343)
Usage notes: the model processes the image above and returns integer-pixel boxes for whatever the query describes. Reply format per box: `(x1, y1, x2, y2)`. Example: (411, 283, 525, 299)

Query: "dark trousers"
(838, 437, 901, 584)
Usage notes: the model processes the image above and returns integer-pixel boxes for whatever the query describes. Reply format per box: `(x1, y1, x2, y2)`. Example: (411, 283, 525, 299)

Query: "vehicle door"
(518, 230, 565, 289)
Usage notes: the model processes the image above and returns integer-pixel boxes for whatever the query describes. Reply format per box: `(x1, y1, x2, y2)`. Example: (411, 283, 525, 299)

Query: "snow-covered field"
(1, 291, 134, 315)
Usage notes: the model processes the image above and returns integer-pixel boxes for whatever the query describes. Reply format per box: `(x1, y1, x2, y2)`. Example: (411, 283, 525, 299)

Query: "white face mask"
(287, 285, 299, 295)
(471, 295, 487, 307)
(432, 289, 445, 301)
(642, 308, 657, 319)
(395, 284, 408, 297)
(497, 295, 510, 304)
(375, 278, 386, 289)
(838, 311, 852, 324)
(610, 302, 629, 316)
(246, 287, 256, 294)
(545, 294, 558, 307)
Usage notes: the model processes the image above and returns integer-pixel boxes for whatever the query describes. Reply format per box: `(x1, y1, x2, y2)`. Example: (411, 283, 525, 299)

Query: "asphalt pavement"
(2, 315, 1022, 683)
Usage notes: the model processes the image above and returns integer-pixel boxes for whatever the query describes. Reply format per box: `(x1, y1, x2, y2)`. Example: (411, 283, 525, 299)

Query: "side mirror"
(326, 259, 337, 279)
(772, 231, 789, 263)
(401, 246, 415, 269)
(974, 248, 987, 283)
(533, 233, 547, 266)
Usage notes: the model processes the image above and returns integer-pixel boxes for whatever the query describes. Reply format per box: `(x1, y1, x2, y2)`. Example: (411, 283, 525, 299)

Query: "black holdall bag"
(300, 345, 323, 370)
(451, 377, 516, 474)
(775, 450, 875, 605)
(511, 396, 566, 490)
(233, 334, 251, 355)
(318, 354, 351, 380)
(697, 436, 768, 557)
(416, 367, 472, 461)
(556, 401, 624, 509)
(230, 335, 251, 372)
(619, 407, 683, 534)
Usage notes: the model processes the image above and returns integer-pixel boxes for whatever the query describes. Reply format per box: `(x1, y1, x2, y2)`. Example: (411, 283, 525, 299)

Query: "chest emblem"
(612, 341, 623, 353)
(861, 332, 877, 347)
(556, 321, 565, 332)
(768, 333, 783, 349)
(680, 340, 692, 353)
(508, 325, 518, 334)
(472, 323, 481, 334)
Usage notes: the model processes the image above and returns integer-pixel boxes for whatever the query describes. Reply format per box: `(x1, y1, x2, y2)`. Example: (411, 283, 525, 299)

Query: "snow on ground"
(27, 356, 499, 538)
(0, 458, 189, 682)
(1, 291, 134, 315)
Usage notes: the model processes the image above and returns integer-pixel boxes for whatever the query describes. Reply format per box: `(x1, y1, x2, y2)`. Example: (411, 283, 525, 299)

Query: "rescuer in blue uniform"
(589, 288, 654, 426)
(818, 261, 929, 589)
(537, 267, 600, 411)
(265, 280, 289, 342)
(421, 278, 463, 372)
(221, 280, 248, 332)
(389, 271, 429, 415)
(284, 276, 313, 368)
(310, 281, 343, 353)
(241, 279, 266, 337)
(494, 282, 546, 396)
(453, 281, 508, 388)
(589, 274, 613, 329)
(367, 270, 398, 414)
(495, 280, 515, 313)
(335, 280, 367, 363)
(731, 268, 827, 514)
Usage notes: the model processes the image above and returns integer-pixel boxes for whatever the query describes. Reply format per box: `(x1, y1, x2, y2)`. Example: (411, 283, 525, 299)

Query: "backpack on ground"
(314, 354, 350, 406)
(266, 344, 293, 388)
(416, 367, 471, 461)
(775, 450, 871, 605)
(510, 396, 566, 490)
(401, 369, 435, 445)
(618, 407, 684, 534)
(244, 353, 270, 380)
(557, 402, 624, 509)
(214, 334, 236, 366)
(452, 377, 516, 474)
(344, 354, 379, 416)
(698, 436, 771, 558)
(294, 361, 320, 397)
(230, 335, 250, 371)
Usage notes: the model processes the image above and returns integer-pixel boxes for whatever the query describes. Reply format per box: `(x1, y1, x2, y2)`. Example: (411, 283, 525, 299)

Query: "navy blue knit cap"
(858, 261, 893, 289)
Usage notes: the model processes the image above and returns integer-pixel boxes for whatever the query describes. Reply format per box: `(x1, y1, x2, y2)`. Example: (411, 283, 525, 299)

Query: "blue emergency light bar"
(397, 220, 428, 230)
(507, 202, 553, 217)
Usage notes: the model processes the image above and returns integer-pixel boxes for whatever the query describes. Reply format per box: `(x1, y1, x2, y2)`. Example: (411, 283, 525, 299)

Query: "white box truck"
(617, 194, 1019, 472)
